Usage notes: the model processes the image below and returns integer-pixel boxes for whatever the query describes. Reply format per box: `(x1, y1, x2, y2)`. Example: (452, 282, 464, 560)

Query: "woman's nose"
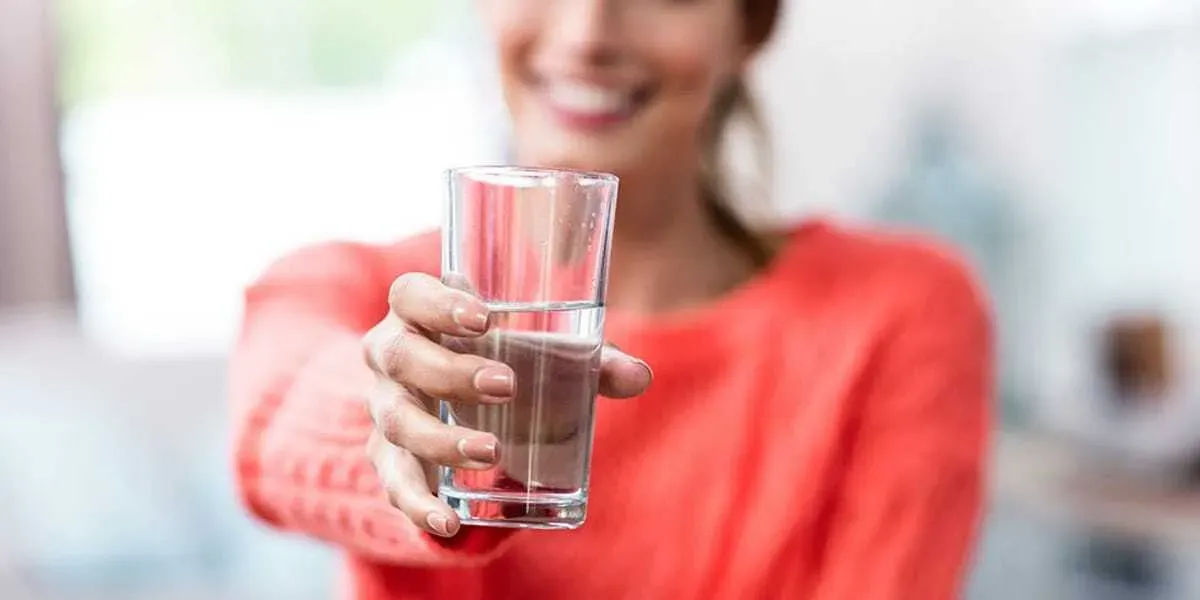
(546, 0, 624, 65)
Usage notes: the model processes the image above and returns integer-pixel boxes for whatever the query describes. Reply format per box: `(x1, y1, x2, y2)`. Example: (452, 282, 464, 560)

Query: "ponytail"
(698, 0, 782, 268)
(698, 77, 774, 268)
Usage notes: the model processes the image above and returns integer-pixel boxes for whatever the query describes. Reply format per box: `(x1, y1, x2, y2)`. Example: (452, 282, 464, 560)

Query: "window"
(59, 0, 505, 357)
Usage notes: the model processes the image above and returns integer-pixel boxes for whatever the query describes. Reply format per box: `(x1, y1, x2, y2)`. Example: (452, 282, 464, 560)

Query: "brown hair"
(699, 0, 782, 268)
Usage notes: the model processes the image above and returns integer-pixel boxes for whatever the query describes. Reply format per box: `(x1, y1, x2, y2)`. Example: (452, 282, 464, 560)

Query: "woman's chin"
(519, 144, 647, 177)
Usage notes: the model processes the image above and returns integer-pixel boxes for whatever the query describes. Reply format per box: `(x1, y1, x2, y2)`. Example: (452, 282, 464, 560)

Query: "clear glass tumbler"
(438, 166, 619, 529)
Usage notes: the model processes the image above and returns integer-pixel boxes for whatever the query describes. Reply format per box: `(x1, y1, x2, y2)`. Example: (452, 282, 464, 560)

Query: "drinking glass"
(439, 166, 619, 529)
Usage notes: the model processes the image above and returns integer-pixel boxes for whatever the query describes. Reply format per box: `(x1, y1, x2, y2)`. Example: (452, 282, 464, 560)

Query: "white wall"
(752, 0, 1051, 219)
(754, 0, 1200, 409)
(65, 26, 504, 357)
(754, 0, 1198, 218)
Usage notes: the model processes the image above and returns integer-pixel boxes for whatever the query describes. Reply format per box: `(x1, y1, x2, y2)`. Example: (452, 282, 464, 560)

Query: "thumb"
(598, 344, 653, 399)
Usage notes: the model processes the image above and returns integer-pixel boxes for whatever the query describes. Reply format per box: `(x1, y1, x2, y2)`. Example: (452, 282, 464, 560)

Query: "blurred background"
(1, 0, 1199, 598)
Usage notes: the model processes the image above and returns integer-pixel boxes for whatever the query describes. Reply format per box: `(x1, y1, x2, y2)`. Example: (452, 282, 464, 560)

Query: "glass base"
(441, 488, 587, 530)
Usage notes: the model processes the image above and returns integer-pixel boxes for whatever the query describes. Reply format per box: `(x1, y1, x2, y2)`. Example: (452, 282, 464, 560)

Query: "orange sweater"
(231, 220, 992, 600)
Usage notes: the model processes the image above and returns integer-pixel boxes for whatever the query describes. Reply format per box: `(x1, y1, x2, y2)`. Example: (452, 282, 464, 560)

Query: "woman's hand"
(361, 273, 652, 537)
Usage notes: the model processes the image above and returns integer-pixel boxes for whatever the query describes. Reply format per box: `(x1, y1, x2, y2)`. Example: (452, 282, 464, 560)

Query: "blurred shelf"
(995, 431, 1200, 545)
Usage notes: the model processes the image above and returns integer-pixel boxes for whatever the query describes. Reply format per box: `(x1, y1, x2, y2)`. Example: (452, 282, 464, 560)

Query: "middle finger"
(367, 328, 516, 404)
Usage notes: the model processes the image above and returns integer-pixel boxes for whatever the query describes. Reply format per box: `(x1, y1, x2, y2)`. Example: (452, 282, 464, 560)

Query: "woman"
(231, 0, 992, 598)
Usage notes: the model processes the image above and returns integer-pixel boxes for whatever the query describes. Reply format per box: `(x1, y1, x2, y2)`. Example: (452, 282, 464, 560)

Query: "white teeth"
(545, 82, 630, 114)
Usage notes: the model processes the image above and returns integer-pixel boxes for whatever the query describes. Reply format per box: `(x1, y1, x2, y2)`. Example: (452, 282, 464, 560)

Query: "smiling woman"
(231, 1, 992, 599)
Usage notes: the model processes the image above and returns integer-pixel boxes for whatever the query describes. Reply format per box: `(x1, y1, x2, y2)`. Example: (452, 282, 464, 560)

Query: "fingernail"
(613, 349, 653, 381)
(451, 298, 489, 333)
(473, 366, 515, 396)
(457, 436, 498, 463)
(629, 355, 653, 379)
(426, 512, 454, 537)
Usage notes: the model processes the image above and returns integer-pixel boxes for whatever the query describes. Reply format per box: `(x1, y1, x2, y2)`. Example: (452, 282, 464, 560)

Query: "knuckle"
(362, 318, 399, 373)
(367, 444, 414, 511)
(388, 272, 429, 310)
(376, 330, 413, 382)
(365, 379, 390, 416)
(383, 485, 407, 511)
(373, 404, 411, 448)
(365, 429, 386, 459)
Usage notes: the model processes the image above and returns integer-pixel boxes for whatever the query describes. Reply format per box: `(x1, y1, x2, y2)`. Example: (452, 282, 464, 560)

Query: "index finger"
(389, 272, 490, 337)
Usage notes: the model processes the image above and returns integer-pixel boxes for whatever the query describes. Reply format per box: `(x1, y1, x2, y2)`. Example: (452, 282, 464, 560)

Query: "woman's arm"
(812, 254, 993, 600)
(230, 240, 513, 567)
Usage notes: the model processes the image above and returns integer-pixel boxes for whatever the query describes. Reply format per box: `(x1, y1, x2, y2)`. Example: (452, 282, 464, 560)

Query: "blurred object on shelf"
(1071, 533, 1173, 600)
(1020, 310, 1197, 599)
(995, 431, 1200, 543)
(995, 429, 1196, 599)
(1038, 309, 1200, 492)
(1102, 314, 1175, 402)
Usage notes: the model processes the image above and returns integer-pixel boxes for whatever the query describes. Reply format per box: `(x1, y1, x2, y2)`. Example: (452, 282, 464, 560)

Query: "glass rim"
(447, 165, 618, 188)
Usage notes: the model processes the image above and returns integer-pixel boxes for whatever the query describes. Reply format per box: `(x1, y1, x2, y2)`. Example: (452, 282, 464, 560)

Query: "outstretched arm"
(230, 242, 513, 567)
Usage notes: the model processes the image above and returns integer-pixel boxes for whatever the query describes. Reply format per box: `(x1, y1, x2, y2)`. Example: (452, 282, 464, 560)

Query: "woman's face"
(479, 0, 750, 177)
